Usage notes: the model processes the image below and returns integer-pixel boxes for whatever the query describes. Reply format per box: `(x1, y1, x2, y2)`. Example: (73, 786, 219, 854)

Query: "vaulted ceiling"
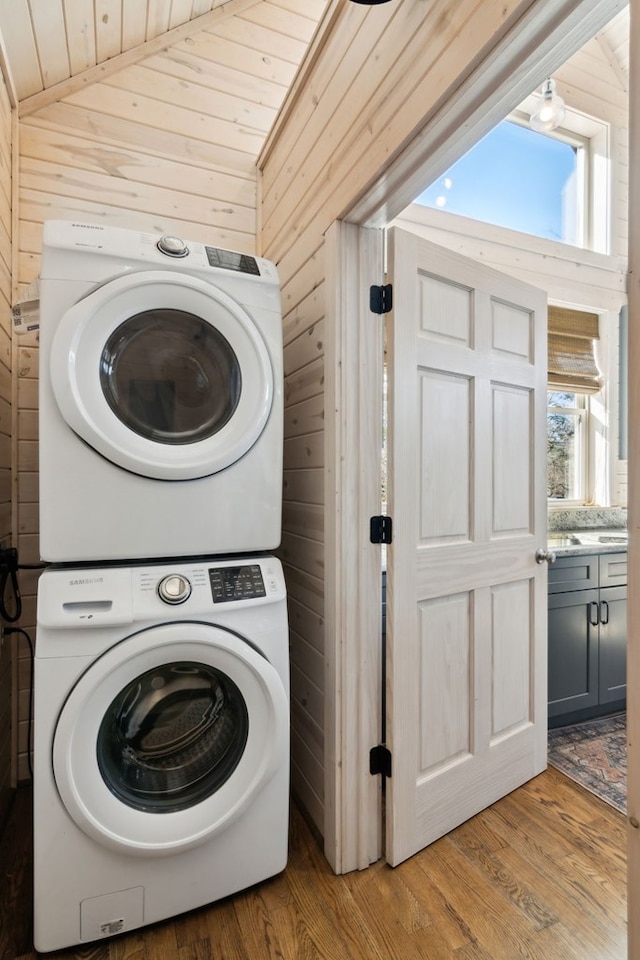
(595, 4, 629, 87)
(0, 0, 629, 158)
(0, 2, 628, 107)
(0, 0, 329, 111)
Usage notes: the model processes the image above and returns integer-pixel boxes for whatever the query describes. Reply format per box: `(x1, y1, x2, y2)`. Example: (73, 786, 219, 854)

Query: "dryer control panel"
(40, 220, 279, 289)
(204, 246, 260, 275)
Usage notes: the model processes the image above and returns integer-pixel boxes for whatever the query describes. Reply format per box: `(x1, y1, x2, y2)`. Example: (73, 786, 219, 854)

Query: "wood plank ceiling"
(0, 2, 628, 134)
(0, 0, 329, 115)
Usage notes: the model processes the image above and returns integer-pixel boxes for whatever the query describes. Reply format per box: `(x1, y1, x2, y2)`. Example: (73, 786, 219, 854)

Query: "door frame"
(627, 5, 640, 959)
(323, 221, 385, 873)
(324, 0, 630, 878)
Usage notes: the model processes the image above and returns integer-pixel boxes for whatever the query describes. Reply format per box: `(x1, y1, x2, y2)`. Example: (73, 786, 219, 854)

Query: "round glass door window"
(52, 623, 288, 854)
(50, 271, 275, 480)
(97, 661, 249, 813)
(100, 310, 242, 445)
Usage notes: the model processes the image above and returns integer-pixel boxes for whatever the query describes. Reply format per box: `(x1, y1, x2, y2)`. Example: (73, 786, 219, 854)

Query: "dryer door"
(52, 622, 289, 856)
(49, 271, 274, 480)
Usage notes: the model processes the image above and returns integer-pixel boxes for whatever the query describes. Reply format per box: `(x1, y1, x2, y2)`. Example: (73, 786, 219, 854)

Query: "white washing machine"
(38, 220, 283, 562)
(33, 555, 289, 953)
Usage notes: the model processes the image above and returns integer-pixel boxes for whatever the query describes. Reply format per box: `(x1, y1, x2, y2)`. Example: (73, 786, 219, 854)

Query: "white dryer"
(33, 555, 289, 953)
(38, 220, 283, 562)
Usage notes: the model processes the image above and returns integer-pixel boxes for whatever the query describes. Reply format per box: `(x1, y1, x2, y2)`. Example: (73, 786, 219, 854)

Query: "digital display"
(209, 565, 266, 603)
(205, 246, 260, 275)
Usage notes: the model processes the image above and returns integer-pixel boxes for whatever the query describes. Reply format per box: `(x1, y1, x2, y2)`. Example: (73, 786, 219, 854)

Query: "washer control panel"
(208, 564, 266, 603)
(35, 558, 285, 635)
(157, 573, 192, 604)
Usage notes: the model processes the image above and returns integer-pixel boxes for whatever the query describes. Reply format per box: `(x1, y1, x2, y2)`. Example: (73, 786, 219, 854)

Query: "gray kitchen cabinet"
(597, 585, 627, 704)
(548, 552, 626, 727)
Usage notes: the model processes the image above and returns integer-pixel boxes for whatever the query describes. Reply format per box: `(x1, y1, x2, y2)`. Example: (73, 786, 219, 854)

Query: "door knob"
(535, 547, 557, 564)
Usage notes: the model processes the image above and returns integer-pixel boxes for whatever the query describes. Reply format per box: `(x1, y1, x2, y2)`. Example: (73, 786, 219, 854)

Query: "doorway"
(325, 0, 631, 879)
(389, 17, 629, 818)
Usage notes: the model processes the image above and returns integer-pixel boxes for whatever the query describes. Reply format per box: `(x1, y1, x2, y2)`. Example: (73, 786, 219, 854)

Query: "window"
(415, 105, 610, 254)
(548, 306, 602, 394)
(417, 119, 585, 245)
(547, 391, 588, 501)
(547, 307, 602, 504)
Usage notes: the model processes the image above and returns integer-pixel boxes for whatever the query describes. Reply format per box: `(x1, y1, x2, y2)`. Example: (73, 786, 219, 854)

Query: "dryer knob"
(157, 235, 189, 258)
(158, 574, 192, 604)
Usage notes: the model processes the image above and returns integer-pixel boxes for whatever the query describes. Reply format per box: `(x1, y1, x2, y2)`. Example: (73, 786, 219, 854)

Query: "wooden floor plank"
(205, 906, 250, 960)
(481, 789, 626, 960)
(342, 866, 430, 960)
(449, 818, 558, 931)
(139, 917, 180, 960)
(492, 778, 627, 884)
(370, 863, 431, 936)
(497, 844, 627, 960)
(0, 771, 627, 960)
(415, 836, 556, 958)
(283, 831, 384, 960)
(562, 851, 627, 922)
(232, 887, 295, 960)
(391, 856, 474, 954)
(109, 929, 145, 959)
(173, 909, 212, 950)
(176, 938, 213, 960)
(486, 801, 627, 926)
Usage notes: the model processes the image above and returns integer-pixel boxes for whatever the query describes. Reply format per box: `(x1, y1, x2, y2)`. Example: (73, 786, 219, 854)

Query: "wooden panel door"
(385, 227, 548, 867)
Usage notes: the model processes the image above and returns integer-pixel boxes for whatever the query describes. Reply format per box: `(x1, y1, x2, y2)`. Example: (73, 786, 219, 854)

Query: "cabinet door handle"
(589, 601, 599, 627)
(600, 600, 609, 625)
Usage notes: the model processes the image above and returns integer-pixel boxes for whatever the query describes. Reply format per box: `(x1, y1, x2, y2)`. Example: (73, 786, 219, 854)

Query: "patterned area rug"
(548, 712, 627, 814)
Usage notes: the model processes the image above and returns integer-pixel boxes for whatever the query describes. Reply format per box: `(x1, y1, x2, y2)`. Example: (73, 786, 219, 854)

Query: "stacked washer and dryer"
(33, 221, 290, 953)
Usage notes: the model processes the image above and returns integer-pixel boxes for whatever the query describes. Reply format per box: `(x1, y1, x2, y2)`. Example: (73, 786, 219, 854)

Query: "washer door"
(52, 622, 288, 856)
(50, 271, 274, 480)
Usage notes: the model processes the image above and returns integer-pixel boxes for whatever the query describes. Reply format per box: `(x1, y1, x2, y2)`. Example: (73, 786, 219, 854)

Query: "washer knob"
(157, 235, 189, 258)
(158, 574, 192, 604)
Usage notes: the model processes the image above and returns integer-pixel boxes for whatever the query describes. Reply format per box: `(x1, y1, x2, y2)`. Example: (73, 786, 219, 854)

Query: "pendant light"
(530, 79, 566, 133)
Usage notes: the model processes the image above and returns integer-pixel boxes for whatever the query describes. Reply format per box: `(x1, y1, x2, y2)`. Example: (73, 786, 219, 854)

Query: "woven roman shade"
(548, 306, 602, 394)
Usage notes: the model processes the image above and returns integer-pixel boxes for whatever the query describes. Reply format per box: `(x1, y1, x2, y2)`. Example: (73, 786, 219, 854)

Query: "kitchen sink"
(547, 534, 581, 547)
(548, 530, 628, 547)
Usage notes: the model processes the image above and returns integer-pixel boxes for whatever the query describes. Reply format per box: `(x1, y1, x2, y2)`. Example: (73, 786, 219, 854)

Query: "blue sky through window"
(415, 120, 579, 244)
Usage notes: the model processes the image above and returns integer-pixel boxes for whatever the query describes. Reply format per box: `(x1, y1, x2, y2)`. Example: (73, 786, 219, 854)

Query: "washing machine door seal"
(52, 622, 289, 856)
(50, 271, 274, 480)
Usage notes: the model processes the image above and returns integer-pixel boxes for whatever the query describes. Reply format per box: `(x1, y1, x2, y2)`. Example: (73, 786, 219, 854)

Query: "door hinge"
(370, 515, 392, 544)
(370, 744, 392, 778)
(370, 283, 393, 315)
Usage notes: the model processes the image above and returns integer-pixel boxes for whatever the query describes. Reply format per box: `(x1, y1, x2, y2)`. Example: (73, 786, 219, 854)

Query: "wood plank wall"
(11, 18, 300, 780)
(258, 0, 538, 839)
(0, 72, 12, 827)
(560, 35, 629, 260)
(279, 251, 325, 831)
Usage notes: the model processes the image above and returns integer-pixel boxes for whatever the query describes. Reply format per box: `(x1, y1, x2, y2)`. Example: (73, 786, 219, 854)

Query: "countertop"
(548, 529, 628, 558)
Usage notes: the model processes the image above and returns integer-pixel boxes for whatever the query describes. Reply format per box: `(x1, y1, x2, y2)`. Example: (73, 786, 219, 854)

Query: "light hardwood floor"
(0, 768, 627, 960)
